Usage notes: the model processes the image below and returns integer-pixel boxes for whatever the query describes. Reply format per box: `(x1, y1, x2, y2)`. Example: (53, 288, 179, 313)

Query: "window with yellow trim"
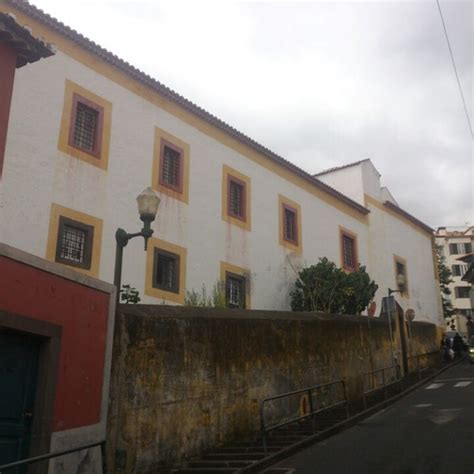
(152, 128, 190, 204)
(278, 195, 302, 254)
(145, 237, 187, 304)
(339, 227, 358, 272)
(46, 203, 103, 277)
(58, 80, 112, 170)
(222, 165, 251, 230)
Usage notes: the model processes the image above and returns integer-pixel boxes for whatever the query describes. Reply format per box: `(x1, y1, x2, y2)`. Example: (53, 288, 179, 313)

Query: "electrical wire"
(435, 0, 473, 139)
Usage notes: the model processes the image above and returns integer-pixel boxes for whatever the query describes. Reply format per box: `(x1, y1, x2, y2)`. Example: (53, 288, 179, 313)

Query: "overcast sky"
(34, 0, 473, 228)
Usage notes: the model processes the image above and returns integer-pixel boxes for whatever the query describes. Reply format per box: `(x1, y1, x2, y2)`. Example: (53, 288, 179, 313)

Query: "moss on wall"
(107, 305, 439, 472)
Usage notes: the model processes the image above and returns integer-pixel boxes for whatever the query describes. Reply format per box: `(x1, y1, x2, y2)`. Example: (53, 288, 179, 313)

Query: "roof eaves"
(314, 159, 370, 177)
(6, 0, 370, 216)
(383, 201, 433, 234)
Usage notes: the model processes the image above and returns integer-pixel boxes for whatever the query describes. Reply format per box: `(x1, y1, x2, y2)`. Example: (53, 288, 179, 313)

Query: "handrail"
(260, 379, 348, 452)
(0, 440, 106, 473)
(361, 365, 401, 408)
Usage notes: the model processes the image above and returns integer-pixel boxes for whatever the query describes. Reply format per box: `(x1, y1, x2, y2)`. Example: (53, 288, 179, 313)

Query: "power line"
(435, 0, 473, 139)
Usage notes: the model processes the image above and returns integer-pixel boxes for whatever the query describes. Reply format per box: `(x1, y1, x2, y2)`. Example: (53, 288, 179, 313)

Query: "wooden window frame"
(159, 138, 184, 193)
(339, 227, 358, 272)
(152, 247, 180, 294)
(282, 204, 298, 245)
(227, 175, 246, 221)
(220, 261, 251, 309)
(393, 255, 409, 297)
(46, 203, 103, 278)
(68, 93, 104, 159)
(55, 216, 94, 270)
(455, 286, 470, 299)
(221, 165, 251, 231)
(225, 271, 246, 309)
(58, 80, 112, 170)
(278, 195, 302, 254)
(145, 237, 187, 304)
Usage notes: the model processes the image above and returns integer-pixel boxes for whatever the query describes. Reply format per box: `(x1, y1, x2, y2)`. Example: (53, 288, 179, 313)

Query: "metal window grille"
(342, 235, 355, 268)
(73, 102, 98, 151)
(229, 180, 244, 217)
(284, 208, 296, 242)
(227, 275, 244, 308)
(60, 224, 87, 264)
(162, 146, 180, 187)
(156, 252, 179, 292)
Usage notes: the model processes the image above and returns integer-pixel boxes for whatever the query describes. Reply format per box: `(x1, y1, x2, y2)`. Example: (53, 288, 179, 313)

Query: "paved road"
(273, 360, 474, 474)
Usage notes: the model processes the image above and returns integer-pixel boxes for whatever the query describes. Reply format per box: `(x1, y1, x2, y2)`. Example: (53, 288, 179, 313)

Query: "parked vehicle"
(468, 336, 474, 364)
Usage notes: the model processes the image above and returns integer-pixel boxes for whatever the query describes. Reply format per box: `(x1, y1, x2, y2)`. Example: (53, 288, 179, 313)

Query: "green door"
(0, 332, 40, 473)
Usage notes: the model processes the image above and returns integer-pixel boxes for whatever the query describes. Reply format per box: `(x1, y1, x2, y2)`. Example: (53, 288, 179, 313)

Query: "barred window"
(396, 261, 406, 277)
(153, 249, 180, 294)
(160, 144, 181, 189)
(55, 216, 94, 269)
(455, 287, 470, 299)
(226, 272, 246, 309)
(342, 234, 356, 270)
(283, 207, 297, 243)
(73, 101, 99, 153)
(228, 179, 245, 219)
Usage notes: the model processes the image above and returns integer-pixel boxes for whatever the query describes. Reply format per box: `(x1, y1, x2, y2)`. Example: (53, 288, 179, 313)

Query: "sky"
(33, 0, 473, 228)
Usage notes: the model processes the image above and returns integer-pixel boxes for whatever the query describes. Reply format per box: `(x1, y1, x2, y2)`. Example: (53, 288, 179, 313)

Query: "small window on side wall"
(228, 177, 246, 221)
(340, 229, 358, 271)
(69, 94, 104, 158)
(159, 140, 183, 192)
(55, 216, 94, 270)
(153, 248, 180, 294)
(225, 272, 246, 309)
(283, 205, 298, 244)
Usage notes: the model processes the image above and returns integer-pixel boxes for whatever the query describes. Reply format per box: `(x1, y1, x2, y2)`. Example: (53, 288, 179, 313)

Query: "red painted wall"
(0, 256, 110, 431)
(0, 43, 17, 177)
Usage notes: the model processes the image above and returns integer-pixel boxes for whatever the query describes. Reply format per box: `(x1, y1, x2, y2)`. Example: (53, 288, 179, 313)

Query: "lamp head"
(136, 187, 160, 223)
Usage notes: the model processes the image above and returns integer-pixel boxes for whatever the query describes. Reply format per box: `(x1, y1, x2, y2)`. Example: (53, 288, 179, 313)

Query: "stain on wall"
(107, 305, 439, 472)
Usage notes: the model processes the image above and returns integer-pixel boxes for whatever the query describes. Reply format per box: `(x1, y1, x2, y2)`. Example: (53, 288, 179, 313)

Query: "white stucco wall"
(316, 165, 365, 205)
(1, 44, 442, 325)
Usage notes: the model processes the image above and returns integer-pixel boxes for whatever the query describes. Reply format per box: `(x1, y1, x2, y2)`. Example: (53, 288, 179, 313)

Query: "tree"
(435, 244, 455, 319)
(290, 257, 378, 315)
(120, 284, 141, 304)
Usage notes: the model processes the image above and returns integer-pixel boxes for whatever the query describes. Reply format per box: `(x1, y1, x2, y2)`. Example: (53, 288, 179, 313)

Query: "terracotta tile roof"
(0, 11, 54, 66)
(5, 0, 371, 216)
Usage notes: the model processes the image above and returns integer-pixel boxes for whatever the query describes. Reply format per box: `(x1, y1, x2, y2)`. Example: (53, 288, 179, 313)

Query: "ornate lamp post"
(113, 187, 160, 306)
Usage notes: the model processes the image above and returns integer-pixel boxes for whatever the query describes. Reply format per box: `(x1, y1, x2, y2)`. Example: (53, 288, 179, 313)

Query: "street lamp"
(113, 187, 160, 306)
(386, 273, 407, 370)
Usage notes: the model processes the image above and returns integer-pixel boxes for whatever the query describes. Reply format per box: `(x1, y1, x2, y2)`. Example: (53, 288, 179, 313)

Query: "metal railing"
(260, 380, 349, 451)
(361, 365, 401, 409)
(0, 440, 106, 473)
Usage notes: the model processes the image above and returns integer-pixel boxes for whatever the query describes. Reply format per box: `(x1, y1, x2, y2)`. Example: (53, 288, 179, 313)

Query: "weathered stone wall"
(107, 305, 439, 472)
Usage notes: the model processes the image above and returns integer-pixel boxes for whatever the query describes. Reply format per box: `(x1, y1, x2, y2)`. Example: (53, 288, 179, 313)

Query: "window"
(225, 272, 246, 309)
(153, 248, 180, 294)
(228, 178, 245, 220)
(393, 255, 409, 296)
(449, 242, 472, 255)
(452, 264, 468, 277)
(283, 206, 298, 243)
(152, 128, 190, 203)
(455, 287, 471, 299)
(159, 141, 182, 191)
(58, 80, 111, 169)
(71, 98, 102, 155)
(145, 237, 187, 304)
(458, 309, 472, 318)
(55, 216, 94, 270)
(340, 228, 358, 271)
(278, 195, 302, 253)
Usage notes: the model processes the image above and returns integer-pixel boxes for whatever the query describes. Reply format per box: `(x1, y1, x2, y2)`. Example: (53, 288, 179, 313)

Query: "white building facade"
(434, 226, 474, 336)
(0, 1, 443, 327)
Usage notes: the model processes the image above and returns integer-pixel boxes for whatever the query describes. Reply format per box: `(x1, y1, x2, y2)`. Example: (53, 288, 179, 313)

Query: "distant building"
(434, 226, 474, 337)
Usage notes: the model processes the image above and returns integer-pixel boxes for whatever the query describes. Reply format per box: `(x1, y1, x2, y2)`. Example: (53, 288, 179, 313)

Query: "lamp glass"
(137, 187, 160, 220)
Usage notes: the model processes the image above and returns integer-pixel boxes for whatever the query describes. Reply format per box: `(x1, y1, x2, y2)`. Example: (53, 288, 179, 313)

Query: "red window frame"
(227, 175, 246, 221)
(159, 138, 184, 193)
(68, 93, 104, 159)
(341, 232, 357, 271)
(282, 204, 298, 245)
